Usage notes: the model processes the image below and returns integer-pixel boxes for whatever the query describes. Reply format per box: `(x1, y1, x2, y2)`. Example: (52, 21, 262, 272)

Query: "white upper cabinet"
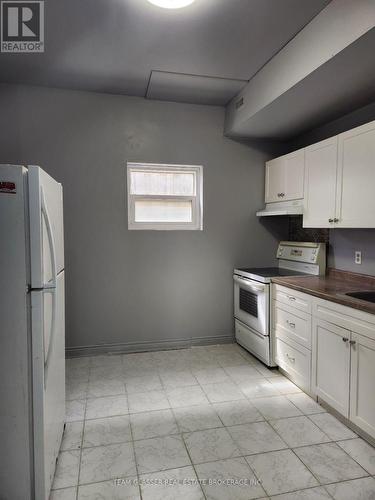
(336, 121, 375, 228)
(265, 149, 304, 203)
(303, 137, 338, 228)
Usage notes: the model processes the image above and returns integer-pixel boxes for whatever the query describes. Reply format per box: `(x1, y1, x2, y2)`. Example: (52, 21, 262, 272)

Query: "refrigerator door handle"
(41, 186, 57, 289)
(43, 288, 57, 387)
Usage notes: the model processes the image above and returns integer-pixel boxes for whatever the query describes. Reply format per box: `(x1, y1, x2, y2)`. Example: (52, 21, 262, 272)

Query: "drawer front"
(235, 320, 270, 366)
(273, 284, 312, 313)
(274, 301, 312, 349)
(313, 297, 375, 341)
(275, 335, 311, 392)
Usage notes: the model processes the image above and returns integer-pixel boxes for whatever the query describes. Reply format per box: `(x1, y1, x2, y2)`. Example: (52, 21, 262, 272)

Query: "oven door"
(233, 275, 269, 336)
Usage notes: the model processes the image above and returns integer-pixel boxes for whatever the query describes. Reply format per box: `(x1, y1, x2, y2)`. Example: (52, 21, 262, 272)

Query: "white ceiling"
(0, 0, 331, 104)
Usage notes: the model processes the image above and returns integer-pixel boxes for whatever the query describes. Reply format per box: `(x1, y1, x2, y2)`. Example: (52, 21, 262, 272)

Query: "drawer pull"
(287, 295, 296, 301)
(286, 353, 295, 363)
(286, 320, 296, 328)
(342, 337, 349, 342)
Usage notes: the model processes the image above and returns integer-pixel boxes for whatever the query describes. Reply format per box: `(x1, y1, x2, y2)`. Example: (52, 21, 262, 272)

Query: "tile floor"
(52, 343, 375, 500)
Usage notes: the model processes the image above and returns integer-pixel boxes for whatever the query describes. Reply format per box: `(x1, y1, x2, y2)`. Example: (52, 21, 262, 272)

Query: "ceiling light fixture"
(147, 0, 195, 9)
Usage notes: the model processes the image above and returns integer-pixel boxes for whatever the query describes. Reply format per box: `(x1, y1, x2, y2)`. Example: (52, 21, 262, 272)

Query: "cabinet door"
(265, 157, 285, 203)
(312, 318, 350, 416)
(284, 149, 305, 201)
(350, 332, 375, 439)
(303, 137, 338, 228)
(336, 120, 375, 228)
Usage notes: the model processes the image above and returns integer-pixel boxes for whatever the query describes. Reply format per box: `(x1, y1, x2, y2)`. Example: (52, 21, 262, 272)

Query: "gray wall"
(0, 84, 286, 352)
(287, 101, 375, 276)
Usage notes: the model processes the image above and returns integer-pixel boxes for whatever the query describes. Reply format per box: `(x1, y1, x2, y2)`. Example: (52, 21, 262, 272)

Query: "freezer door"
(31, 271, 65, 500)
(29, 166, 64, 289)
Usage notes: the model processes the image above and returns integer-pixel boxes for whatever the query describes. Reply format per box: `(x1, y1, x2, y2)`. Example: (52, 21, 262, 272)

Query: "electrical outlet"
(355, 251, 362, 265)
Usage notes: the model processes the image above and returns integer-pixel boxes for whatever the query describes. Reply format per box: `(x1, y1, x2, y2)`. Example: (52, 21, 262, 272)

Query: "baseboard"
(66, 334, 235, 358)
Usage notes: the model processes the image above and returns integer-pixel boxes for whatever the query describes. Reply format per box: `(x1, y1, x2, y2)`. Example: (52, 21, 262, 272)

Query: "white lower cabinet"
(273, 285, 375, 440)
(350, 332, 375, 438)
(312, 318, 350, 417)
(275, 334, 311, 392)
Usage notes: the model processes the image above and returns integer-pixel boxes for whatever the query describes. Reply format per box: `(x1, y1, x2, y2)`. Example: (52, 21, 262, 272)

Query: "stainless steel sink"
(346, 291, 375, 303)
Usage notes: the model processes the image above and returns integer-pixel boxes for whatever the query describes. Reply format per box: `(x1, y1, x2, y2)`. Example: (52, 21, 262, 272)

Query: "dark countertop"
(272, 269, 375, 315)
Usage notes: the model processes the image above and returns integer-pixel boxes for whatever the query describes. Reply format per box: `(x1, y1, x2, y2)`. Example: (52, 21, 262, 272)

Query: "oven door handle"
(233, 275, 266, 292)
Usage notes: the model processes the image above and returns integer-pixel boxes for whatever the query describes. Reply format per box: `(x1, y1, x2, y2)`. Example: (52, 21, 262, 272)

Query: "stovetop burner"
(237, 267, 310, 278)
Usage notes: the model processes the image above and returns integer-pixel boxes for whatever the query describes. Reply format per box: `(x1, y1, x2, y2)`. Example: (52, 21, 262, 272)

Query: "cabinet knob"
(342, 337, 349, 342)
(333, 218, 339, 223)
(328, 218, 334, 223)
(349, 340, 356, 346)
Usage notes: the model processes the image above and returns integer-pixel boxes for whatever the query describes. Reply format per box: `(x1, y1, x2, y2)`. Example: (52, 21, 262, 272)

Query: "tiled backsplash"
(288, 216, 329, 243)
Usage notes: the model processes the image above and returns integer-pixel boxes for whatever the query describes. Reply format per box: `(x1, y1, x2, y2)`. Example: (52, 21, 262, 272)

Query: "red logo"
(0, 181, 16, 194)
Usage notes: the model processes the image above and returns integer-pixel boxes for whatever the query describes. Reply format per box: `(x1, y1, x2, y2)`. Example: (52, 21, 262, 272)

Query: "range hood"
(256, 200, 303, 217)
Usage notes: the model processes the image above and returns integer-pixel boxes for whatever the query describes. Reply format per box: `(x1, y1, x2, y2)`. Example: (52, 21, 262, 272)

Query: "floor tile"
(90, 355, 122, 368)
(61, 421, 84, 451)
(52, 450, 80, 489)
(87, 378, 126, 398)
(246, 449, 318, 496)
(128, 390, 170, 413)
(252, 395, 303, 419)
(192, 367, 229, 385)
(159, 370, 198, 389)
(237, 378, 281, 399)
(130, 409, 179, 440)
(166, 385, 208, 408)
(269, 416, 330, 447)
(195, 457, 266, 500)
(216, 352, 251, 367)
(268, 376, 302, 394)
(286, 393, 326, 415)
(337, 438, 375, 475)
(325, 476, 375, 500)
(125, 374, 163, 394)
(66, 400, 86, 422)
(309, 413, 357, 441)
(83, 415, 132, 447)
(173, 404, 222, 432)
(294, 442, 368, 484)
(224, 364, 264, 382)
(66, 379, 88, 401)
(78, 477, 140, 499)
(85, 395, 128, 419)
(66, 357, 90, 369)
(79, 442, 136, 484)
(269, 486, 331, 499)
(140, 466, 204, 500)
(183, 427, 240, 464)
(201, 381, 245, 403)
(134, 435, 191, 474)
(213, 400, 263, 426)
(227, 421, 288, 455)
(50, 487, 78, 500)
(90, 364, 124, 379)
(248, 360, 280, 378)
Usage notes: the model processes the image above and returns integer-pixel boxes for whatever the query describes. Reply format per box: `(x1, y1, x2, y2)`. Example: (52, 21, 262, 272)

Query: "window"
(127, 163, 203, 230)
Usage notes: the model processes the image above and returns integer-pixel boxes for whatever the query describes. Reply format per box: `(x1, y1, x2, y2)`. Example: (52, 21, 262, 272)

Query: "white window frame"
(127, 162, 203, 230)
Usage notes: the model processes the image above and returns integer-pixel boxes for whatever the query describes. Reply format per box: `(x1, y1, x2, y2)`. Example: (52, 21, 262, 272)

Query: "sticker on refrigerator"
(0, 181, 16, 194)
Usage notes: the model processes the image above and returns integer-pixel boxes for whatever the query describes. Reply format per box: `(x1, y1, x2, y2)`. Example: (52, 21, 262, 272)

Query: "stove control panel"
(277, 242, 326, 275)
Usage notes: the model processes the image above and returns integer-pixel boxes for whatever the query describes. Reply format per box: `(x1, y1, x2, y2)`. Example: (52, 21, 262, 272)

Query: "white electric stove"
(233, 241, 326, 366)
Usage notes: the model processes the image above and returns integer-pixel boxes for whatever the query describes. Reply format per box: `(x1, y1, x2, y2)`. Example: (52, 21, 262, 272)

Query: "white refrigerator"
(0, 165, 65, 500)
